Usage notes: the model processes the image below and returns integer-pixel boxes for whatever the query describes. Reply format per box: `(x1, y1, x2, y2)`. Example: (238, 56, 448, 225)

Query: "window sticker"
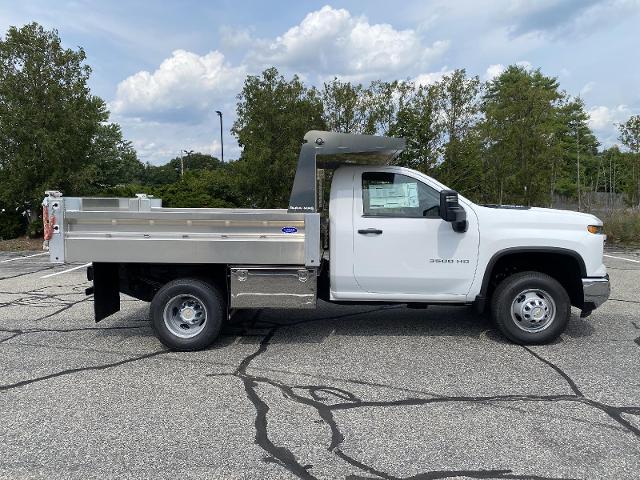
(368, 183, 419, 209)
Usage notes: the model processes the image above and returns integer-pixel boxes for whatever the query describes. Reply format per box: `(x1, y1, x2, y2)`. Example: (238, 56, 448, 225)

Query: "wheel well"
(117, 263, 228, 302)
(483, 251, 584, 308)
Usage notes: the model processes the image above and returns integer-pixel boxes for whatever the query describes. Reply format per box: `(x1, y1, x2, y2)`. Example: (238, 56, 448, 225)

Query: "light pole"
(181, 149, 194, 177)
(215, 110, 224, 162)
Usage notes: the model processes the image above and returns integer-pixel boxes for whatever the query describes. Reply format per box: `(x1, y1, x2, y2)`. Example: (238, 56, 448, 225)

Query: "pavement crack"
(0, 350, 166, 392)
(521, 346, 583, 396)
(609, 297, 640, 304)
(219, 307, 640, 480)
(0, 332, 24, 344)
(233, 318, 319, 479)
(337, 447, 397, 479)
(0, 325, 147, 345)
(0, 282, 93, 322)
(0, 265, 56, 280)
(36, 295, 93, 321)
(405, 470, 581, 480)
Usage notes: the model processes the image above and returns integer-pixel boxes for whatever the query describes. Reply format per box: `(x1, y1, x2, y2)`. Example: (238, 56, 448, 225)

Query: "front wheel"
(491, 271, 570, 344)
(150, 278, 224, 351)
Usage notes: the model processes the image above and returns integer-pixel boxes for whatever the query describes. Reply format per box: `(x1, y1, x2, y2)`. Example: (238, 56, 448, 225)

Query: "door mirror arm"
(439, 189, 468, 233)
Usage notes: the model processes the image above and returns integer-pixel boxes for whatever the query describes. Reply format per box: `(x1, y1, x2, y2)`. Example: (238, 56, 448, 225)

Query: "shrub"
(0, 210, 26, 240)
(602, 211, 640, 245)
(26, 218, 44, 239)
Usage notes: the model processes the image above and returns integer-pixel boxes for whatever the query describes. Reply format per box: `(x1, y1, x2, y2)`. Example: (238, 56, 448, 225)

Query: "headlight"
(587, 225, 604, 234)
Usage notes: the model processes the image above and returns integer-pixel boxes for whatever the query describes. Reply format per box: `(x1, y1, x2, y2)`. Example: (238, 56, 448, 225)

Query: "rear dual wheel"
(491, 271, 571, 344)
(150, 278, 225, 351)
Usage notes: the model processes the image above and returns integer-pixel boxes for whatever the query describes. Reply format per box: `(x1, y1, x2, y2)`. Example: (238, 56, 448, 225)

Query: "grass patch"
(602, 211, 640, 245)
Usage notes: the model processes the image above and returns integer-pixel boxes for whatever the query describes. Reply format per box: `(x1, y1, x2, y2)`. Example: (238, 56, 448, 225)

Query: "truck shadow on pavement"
(220, 302, 595, 346)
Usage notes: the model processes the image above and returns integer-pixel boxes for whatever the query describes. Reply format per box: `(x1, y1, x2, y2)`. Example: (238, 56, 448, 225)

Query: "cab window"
(362, 172, 440, 218)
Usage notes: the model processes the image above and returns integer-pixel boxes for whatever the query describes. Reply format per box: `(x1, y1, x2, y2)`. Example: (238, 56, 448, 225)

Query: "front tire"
(150, 278, 224, 351)
(491, 271, 570, 344)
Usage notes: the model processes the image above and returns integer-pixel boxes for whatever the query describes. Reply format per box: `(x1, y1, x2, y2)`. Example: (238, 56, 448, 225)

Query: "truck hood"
(475, 204, 602, 226)
(529, 207, 602, 225)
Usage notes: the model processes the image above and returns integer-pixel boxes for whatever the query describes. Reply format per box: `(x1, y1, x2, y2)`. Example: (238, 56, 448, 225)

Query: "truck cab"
(43, 130, 610, 351)
(328, 164, 608, 308)
(329, 165, 479, 303)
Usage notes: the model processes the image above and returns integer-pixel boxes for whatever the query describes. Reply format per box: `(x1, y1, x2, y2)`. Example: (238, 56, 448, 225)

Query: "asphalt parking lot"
(0, 250, 638, 480)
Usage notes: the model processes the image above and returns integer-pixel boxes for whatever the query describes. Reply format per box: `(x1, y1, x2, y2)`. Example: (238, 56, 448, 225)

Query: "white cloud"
(485, 63, 505, 80)
(587, 104, 629, 130)
(413, 67, 454, 86)
(248, 5, 448, 80)
(483, 60, 531, 80)
(108, 4, 452, 163)
(111, 5, 450, 127)
(111, 49, 245, 123)
(580, 81, 596, 96)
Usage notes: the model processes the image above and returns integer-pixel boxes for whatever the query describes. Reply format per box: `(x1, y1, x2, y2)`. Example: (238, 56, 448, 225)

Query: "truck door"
(352, 170, 479, 299)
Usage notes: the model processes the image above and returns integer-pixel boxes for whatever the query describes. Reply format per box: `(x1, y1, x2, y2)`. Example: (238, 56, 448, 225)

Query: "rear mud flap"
(89, 263, 121, 322)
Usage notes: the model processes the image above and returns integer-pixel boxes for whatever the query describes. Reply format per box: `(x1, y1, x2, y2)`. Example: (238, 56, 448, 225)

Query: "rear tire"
(491, 271, 570, 344)
(150, 278, 224, 351)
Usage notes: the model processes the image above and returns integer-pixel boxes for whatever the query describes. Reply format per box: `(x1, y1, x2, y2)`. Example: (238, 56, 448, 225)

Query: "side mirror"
(439, 190, 468, 233)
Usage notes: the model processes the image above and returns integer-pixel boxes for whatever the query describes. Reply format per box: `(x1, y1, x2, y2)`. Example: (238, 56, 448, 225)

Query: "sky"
(1, 0, 639, 164)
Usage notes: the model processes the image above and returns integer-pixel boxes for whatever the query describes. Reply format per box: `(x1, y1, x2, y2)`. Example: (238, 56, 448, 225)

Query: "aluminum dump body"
(43, 193, 320, 267)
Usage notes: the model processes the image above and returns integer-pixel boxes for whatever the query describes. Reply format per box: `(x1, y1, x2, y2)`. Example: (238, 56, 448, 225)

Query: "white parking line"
(604, 254, 640, 264)
(40, 263, 91, 279)
(0, 252, 48, 263)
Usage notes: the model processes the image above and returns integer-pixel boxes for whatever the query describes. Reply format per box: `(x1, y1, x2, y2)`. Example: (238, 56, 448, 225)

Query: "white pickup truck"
(43, 130, 610, 350)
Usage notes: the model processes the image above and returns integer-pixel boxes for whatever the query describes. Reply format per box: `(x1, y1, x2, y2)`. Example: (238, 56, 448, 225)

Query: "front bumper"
(581, 275, 610, 315)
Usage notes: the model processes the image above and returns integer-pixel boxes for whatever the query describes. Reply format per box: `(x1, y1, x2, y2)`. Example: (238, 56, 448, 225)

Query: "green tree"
(366, 80, 413, 136)
(436, 69, 483, 197)
(232, 67, 325, 208)
(81, 123, 144, 190)
(168, 152, 221, 173)
(618, 115, 640, 205)
(0, 23, 103, 216)
(142, 162, 180, 185)
(0, 22, 139, 228)
(553, 97, 599, 206)
(391, 83, 444, 174)
(155, 167, 243, 208)
(480, 66, 563, 205)
(321, 78, 371, 134)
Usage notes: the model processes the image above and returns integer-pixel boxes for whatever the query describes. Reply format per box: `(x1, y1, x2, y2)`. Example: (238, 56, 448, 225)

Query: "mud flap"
(89, 263, 120, 322)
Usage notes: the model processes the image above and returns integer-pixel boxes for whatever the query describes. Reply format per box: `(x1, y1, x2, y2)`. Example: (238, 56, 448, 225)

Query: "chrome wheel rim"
(163, 294, 207, 339)
(510, 289, 556, 333)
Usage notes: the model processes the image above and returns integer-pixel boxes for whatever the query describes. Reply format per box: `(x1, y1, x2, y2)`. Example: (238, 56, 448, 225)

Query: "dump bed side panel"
(46, 195, 320, 267)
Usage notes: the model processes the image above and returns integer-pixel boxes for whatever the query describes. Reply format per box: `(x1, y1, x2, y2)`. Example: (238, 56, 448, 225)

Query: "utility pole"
(181, 149, 194, 177)
(215, 110, 224, 162)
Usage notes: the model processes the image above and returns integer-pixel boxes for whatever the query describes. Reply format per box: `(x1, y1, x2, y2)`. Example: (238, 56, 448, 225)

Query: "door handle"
(358, 228, 383, 235)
